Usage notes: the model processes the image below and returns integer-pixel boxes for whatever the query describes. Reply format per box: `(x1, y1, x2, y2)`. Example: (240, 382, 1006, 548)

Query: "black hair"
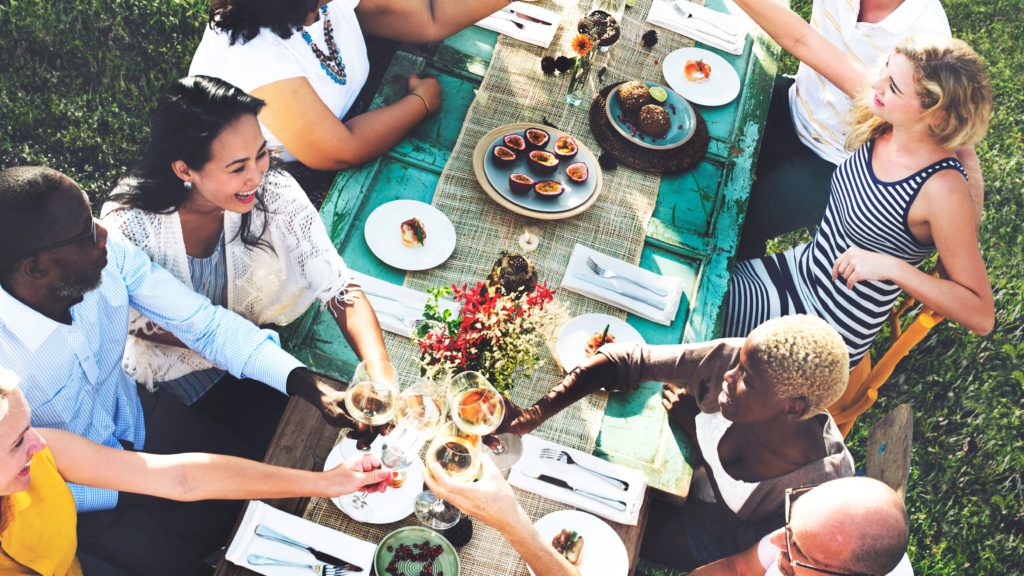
(209, 0, 319, 45)
(0, 167, 73, 278)
(108, 75, 273, 251)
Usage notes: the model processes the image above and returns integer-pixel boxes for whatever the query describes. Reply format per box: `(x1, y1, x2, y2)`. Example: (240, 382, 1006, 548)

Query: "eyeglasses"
(13, 218, 98, 262)
(784, 484, 869, 576)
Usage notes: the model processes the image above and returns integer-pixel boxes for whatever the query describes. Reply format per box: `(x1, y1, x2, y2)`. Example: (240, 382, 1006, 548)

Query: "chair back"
(829, 295, 943, 436)
(865, 403, 914, 501)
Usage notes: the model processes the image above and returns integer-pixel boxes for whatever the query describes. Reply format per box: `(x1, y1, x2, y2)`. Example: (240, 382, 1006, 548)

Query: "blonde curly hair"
(846, 35, 992, 151)
(748, 315, 849, 417)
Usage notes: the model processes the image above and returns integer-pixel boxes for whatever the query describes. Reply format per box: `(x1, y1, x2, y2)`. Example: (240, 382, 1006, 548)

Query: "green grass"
(2, 0, 1022, 574)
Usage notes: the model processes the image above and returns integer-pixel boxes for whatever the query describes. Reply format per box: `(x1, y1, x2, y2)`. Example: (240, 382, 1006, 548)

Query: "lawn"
(1, 0, 1021, 574)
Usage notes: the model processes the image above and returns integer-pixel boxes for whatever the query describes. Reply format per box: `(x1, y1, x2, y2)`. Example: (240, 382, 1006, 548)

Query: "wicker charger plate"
(589, 82, 710, 174)
(472, 122, 604, 221)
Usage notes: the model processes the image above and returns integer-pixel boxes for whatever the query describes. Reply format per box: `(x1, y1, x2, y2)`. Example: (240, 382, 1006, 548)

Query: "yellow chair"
(828, 294, 944, 437)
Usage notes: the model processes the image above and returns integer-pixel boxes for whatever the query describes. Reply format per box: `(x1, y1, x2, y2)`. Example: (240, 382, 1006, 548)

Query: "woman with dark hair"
(188, 0, 521, 174)
(101, 76, 388, 451)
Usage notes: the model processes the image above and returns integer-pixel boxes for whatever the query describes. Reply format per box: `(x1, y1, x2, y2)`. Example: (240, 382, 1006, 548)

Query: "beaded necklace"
(301, 4, 347, 85)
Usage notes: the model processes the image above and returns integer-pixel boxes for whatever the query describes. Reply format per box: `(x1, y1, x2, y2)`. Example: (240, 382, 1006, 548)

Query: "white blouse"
(101, 169, 356, 385)
(189, 0, 370, 162)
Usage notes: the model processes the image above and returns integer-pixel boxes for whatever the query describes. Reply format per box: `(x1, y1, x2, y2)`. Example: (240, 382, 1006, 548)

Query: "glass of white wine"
(414, 422, 482, 529)
(343, 359, 400, 518)
(381, 379, 447, 471)
(448, 371, 522, 470)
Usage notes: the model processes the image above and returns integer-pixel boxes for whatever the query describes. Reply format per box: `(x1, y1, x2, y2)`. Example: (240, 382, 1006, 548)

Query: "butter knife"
(254, 524, 364, 573)
(502, 8, 553, 25)
(572, 272, 668, 310)
(523, 469, 628, 511)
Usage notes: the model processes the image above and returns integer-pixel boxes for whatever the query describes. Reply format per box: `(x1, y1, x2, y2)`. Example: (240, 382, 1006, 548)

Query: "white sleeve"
(189, 26, 304, 93)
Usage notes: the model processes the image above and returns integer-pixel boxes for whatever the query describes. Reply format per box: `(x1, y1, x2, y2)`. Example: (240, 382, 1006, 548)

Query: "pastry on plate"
(584, 329, 616, 357)
(400, 217, 427, 248)
(638, 104, 671, 138)
(552, 529, 585, 566)
(684, 59, 712, 83)
(617, 81, 650, 114)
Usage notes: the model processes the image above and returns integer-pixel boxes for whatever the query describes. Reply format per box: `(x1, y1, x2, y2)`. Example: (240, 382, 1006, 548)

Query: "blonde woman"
(722, 27, 994, 367)
(0, 369, 389, 576)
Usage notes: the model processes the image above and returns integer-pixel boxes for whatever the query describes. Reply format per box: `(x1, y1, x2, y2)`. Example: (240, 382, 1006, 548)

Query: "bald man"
(690, 477, 913, 576)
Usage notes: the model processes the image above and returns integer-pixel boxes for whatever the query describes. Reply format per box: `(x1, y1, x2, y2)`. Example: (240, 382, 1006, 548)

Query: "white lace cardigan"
(100, 169, 356, 386)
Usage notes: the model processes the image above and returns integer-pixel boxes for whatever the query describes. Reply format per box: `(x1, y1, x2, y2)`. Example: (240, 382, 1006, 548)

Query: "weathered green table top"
(282, 0, 783, 500)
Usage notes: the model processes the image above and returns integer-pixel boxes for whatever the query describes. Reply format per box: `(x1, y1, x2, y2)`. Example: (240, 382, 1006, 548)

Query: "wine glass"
(448, 371, 523, 470)
(343, 360, 400, 518)
(381, 379, 447, 471)
(414, 422, 482, 529)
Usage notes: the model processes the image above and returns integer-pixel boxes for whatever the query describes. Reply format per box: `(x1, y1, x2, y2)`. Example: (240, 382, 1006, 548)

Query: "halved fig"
(524, 128, 550, 150)
(492, 145, 517, 167)
(533, 180, 565, 197)
(527, 150, 559, 175)
(565, 162, 589, 184)
(503, 133, 527, 152)
(509, 173, 535, 194)
(553, 135, 579, 160)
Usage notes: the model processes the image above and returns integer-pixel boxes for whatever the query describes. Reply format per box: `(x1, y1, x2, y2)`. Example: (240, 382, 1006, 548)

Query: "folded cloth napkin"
(647, 0, 746, 55)
(225, 501, 375, 575)
(475, 1, 561, 49)
(559, 244, 685, 326)
(352, 271, 460, 339)
(508, 434, 646, 525)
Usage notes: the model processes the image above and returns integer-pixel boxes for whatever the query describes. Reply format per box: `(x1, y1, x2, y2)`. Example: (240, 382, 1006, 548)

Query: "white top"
(790, 0, 951, 165)
(758, 533, 915, 576)
(696, 410, 760, 513)
(189, 0, 370, 162)
(100, 170, 356, 385)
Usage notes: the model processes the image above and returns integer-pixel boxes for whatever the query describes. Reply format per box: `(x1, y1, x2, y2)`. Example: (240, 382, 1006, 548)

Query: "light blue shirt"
(0, 230, 303, 512)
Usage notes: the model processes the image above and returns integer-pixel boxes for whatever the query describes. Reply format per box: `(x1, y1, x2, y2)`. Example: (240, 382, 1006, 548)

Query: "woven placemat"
(589, 82, 710, 173)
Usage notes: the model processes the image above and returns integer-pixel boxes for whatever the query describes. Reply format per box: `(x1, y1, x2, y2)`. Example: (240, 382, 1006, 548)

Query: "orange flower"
(571, 34, 594, 57)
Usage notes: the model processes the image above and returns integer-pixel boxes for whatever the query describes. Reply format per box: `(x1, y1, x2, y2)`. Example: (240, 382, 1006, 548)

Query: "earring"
(183, 181, 193, 190)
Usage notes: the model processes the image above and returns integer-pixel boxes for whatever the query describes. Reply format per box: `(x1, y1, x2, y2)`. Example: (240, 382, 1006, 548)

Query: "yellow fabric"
(0, 447, 82, 576)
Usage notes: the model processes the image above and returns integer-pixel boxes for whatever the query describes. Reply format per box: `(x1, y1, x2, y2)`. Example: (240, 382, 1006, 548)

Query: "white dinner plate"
(529, 510, 628, 576)
(323, 436, 424, 524)
(556, 313, 645, 372)
(662, 47, 741, 107)
(364, 200, 457, 271)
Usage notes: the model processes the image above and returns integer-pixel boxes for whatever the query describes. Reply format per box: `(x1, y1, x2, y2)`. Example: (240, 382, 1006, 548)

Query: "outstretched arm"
(43, 428, 390, 502)
(356, 0, 513, 43)
(730, 0, 867, 97)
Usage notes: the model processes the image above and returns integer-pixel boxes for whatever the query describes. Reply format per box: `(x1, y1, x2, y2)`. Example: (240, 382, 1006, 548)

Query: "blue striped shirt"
(0, 230, 303, 512)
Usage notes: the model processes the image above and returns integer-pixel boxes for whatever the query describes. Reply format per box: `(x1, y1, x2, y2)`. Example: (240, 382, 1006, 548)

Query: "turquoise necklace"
(301, 5, 347, 85)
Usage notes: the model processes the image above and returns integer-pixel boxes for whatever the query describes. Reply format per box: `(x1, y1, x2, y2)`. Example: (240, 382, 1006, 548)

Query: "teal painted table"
(282, 1, 783, 501)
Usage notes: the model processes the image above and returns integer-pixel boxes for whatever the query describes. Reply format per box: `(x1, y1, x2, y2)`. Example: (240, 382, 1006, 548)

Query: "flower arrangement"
(415, 279, 557, 395)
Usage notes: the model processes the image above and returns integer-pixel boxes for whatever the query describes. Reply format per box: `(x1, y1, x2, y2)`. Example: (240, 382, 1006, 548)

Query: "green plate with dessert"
(605, 81, 696, 151)
(373, 526, 460, 576)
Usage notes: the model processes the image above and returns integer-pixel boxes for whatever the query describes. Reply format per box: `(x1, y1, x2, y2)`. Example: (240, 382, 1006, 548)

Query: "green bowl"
(373, 526, 460, 576)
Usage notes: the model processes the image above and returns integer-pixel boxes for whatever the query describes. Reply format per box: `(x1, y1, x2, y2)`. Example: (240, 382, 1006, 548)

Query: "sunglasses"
(13, 218, 98, 262)
(784, 484, 870, 576)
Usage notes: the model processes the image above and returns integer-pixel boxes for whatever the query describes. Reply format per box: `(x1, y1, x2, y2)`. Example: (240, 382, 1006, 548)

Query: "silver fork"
(247, 554, 351, 576)
(671, 2, 738, 39)
(377, 309, 424, 329)
(585, 257, 669, 297)
(539, 447, 629, 491)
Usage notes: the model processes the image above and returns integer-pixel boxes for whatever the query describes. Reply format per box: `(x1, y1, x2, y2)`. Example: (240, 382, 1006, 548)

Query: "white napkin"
(508, 434, 646, 525)
(475, 2, 561, 49)
(559, 244, 685, 326)
(225, 501, 376, 575)
(352, 271, 460, 339)
(647, 0, 746, 55)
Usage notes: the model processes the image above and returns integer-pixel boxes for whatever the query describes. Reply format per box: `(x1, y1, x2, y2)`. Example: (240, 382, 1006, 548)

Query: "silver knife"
(672, 3, 738, 38)
(502, 8, 553, 25)
(523, 469, 628, 511)
(573, 272, 668, 310)
(254, 524, 364, 573)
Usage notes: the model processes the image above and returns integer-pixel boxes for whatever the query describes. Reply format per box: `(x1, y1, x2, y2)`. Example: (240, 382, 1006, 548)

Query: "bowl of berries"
(374, 526, 460, 576)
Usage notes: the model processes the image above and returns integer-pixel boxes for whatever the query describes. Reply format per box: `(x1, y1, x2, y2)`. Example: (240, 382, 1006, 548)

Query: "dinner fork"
(377, 309, 424, 329)
(491, 12, 526, 29)
(585, 257, 669, 297)
(247, 554, 351, 576)
(539, 447, 629, 491)
(670, 2, 738, 39)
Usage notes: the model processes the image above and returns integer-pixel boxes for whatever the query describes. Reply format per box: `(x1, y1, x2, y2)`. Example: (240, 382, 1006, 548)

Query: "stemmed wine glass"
(449, 371, 522, 470)
(343, 359, 400, 518)
(414, 421, 483, 529)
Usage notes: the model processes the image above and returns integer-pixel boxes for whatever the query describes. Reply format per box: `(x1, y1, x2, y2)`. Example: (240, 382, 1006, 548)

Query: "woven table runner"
(305, 2, 697, 573)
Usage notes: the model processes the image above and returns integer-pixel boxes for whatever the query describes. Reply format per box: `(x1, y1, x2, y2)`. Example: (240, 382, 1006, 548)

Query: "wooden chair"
(828, 293, 944, 437)
(864, 403, 913, 501)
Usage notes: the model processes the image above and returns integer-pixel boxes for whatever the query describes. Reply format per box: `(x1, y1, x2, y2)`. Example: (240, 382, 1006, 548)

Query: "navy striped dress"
(723, 140, 966, 367)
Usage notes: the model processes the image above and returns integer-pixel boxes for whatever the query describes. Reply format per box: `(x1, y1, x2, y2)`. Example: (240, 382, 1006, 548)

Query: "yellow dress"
(0, 447, 82, 576)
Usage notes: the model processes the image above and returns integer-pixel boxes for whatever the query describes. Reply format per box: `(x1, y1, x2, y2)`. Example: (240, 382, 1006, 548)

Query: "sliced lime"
(649, 86, 669, 103)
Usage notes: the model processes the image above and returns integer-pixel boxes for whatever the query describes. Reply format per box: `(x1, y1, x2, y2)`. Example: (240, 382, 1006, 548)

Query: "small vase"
(564, 54, 593, 107)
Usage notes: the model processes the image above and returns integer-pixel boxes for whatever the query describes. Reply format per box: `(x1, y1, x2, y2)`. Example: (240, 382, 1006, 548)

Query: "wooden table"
(215, 383, 651, 576)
